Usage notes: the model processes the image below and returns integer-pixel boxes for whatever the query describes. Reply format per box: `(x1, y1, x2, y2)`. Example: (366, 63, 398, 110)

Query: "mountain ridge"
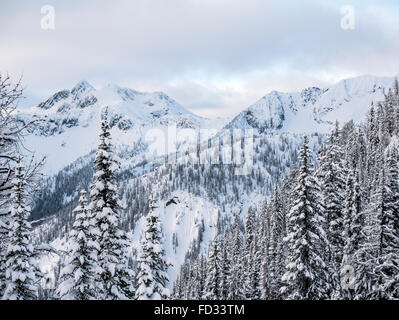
(225, 74, 396, 134)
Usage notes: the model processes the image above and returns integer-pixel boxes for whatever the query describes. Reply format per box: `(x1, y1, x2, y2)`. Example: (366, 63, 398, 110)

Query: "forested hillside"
(173, 82, 399, 299)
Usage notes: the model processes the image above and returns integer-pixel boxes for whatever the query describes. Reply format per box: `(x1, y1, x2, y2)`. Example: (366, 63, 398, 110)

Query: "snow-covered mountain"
(17, 75, 396, 174)
(226, 75, 396, 134)
(16, 81, 229, 174)
(26, 74, 398, 291)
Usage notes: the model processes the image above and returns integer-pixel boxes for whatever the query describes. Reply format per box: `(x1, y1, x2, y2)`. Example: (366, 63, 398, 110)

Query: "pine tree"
(2, 161, 37, 300)
(56, 190, 97, 300)
(355, 152, 386, 300)
(219, 232, 231, 300)
(135, 199, 170, 300)
(243, 206, 256, 298)
(203, 238, 221, 300)
(374, 148, 399, 299)
(245, 206, 256, 251)
(280, 136, 331, 300)
(341, 168, 364, 299)
(246, 236, 262, 300)
(317, 124, 346, 294)
(0, 210, 11, 297)
(195, 253, 207, 300)
(89, 114, 134, 300)
(365, 104, 381, 197)
(227, 215, 244, 300)
(267, 187, 285, 299)
(258, 200, 271, 299)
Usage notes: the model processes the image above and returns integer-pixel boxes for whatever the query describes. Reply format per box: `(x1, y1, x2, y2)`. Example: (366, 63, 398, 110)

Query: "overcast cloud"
(0, 0, 398, 117)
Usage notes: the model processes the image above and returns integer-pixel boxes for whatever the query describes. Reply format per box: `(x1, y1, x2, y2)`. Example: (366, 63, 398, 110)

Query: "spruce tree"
(89, 115, 134, 299)
(135, 199, 170, 300)
(227, 215, 244, 300)
(341, 169, 364, 299)
(219, 232, 231, 300)
(203, 238, 221, 300)
(246, 236, 262, 300)
(56, 190, 97, 300)
(317, 124, 346, 291)
(280, 136, 331, 300)
(2, 161, 37, 300)
(374, 148, 399, 299)
(267, 187, 285, 299)
(196, 253, 207, 300)
(355, 153, 386, 300)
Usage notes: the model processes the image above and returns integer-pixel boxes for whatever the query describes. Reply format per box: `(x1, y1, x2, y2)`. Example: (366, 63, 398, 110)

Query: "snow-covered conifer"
(203, 238, 222, 300)
(227, 215, 244, 300)
(135, 199, 170, 300)
(2, 161, 37, 300)
(89, 114, 134, 299)
(56, 190, 97, 300)
(281, 136, 331, 300)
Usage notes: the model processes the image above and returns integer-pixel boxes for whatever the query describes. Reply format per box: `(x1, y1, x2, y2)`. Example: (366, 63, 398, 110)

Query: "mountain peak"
(71, 80, 95, 96)
(226, 74, 397, 134)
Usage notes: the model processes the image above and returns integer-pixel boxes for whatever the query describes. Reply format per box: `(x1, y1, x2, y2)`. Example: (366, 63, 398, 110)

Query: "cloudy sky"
(0, 0, 398, 117)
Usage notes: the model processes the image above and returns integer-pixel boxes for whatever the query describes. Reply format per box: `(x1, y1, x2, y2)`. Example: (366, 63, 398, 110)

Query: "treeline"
(173, 81, 399, 300)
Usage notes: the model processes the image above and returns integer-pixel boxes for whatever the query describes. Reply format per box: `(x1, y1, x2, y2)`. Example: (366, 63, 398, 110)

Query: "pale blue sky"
(0, 0, 398, 117)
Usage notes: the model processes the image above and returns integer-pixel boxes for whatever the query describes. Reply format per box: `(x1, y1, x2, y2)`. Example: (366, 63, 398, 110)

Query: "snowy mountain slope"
(132, 191, 220, 285)
(28, 74, 398, 291)
(18, 75, 395, 175)
(16, 81, 229, 174)
(33, 132, 324, 287)
(226, 75, 396, 134)
(36, 190, 231, 288)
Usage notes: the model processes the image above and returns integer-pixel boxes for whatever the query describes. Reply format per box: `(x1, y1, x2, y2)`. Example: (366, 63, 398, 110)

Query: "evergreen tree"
(56, 190, 97, 300)
(355, 152, 386, 300)
(245, 206, 256, 251)
(136, 199, 170, 300)
(243, 206, 256, 298)
(281, 136, 331, 300)
(246, 236, 262, 299)
(89, 114, 134, 299)
(219, 232, 231, 300)
(317, 124, 346, 286)
(195, 253, 207, 300)
(267, 187, 285, 299)
(203, 238, 221, 300)
(227, 215, 244, 300)
(341, 168, 364, 299)
(2, 161, 37, 300)
(374, 148, 399, 299)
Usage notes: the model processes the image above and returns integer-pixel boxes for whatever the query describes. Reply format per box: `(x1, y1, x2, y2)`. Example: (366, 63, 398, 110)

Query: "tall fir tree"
(316, 123, 346, 297)
(266, 187, 285, 299)
(56, 190, 97, 300)
(89, 114, 134, 300)
(374, 148, 399, 299)
(2, 161, 37, 300)
(135, 199, 170, 300)
(355, 150, 386, 300)
(219, 232, 231, 300)
(203, 238, 222, 300)
(281, 136, 331, 300)
(195, 253, 207, 300)
(227, 214, 244, 300)
(341, 168, 364, 299)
